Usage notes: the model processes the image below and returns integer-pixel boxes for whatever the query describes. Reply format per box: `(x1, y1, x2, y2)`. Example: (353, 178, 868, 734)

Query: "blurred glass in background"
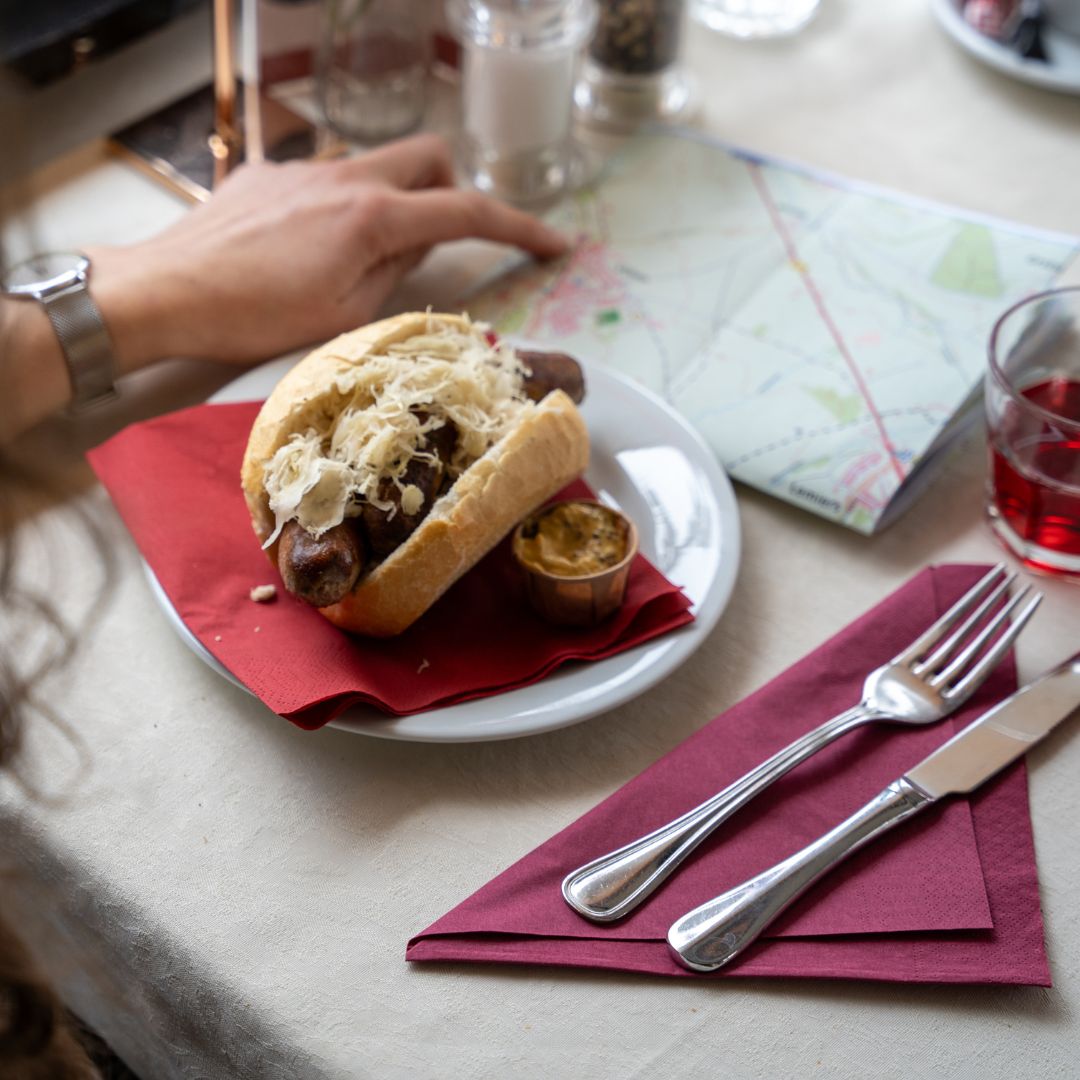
(689, 0, 820, 38)
(316, 0, 431, 144)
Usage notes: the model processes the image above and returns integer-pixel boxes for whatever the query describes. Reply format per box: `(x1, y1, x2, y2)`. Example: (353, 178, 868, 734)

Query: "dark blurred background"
(0, 0, 217, 184)
(1, 0, 205, 86)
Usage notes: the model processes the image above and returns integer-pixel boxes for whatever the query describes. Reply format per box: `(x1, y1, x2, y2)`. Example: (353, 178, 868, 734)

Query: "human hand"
(89, 134, 567, 373)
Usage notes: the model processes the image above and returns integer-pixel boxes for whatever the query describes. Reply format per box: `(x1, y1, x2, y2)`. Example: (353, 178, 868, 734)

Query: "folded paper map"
(467, 132, 1078, 533)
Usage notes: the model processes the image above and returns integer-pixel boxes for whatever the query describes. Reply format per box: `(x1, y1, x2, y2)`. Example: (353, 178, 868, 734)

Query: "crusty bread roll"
(241, 312, 590, 636)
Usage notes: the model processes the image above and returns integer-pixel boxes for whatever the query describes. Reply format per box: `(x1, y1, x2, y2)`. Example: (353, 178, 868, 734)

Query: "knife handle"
(667, 777, 935, 973)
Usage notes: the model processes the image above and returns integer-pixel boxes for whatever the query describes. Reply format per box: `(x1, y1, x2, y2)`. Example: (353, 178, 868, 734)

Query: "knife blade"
(668, 653, 1080, 973)
(907, 653, 1080, 796)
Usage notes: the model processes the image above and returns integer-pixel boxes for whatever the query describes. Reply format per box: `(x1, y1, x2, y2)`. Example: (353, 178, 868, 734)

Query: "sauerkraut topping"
(261, 317, 530, 546)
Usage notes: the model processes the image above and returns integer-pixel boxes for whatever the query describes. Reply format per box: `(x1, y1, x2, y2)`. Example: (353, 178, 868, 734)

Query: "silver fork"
(562, 565, 1041, 923)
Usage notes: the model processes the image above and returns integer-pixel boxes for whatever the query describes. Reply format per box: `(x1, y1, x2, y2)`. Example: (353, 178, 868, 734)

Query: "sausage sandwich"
(241, 312, 589, 636)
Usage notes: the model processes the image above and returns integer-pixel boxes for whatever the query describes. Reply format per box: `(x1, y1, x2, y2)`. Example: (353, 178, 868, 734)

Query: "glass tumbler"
(689, 0, 820, 39)
(317, 0, 430, 143)
(985, 286, 1080, 579)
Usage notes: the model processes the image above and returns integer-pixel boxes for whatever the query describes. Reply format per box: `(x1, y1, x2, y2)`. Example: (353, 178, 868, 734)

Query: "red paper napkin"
(407, 565, 1050, 985)
(87, 402, 694, 727)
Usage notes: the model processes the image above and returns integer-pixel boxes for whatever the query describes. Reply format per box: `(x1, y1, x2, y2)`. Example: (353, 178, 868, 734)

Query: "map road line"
(746, 162, 907, 485)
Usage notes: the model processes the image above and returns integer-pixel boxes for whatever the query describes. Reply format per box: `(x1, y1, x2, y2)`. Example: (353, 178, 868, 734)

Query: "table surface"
(4, 3, 1080, 1078)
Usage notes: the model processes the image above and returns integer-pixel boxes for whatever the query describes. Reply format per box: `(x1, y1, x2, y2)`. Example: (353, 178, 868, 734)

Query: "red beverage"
(988, 378, 1080, 569)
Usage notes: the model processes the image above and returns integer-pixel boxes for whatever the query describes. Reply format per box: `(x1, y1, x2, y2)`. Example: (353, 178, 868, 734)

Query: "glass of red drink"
(986, 286, 1080, 578)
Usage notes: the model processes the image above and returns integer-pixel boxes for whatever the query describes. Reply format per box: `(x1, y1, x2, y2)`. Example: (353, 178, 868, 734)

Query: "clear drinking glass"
(690, 0, 820, 38)
(986, 287, 1080, 579)
(316, 0, 430, 144)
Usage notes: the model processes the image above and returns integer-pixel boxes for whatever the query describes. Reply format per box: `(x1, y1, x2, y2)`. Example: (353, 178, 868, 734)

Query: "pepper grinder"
(448, 0, 597, 205)
(575, 0, 694, 131)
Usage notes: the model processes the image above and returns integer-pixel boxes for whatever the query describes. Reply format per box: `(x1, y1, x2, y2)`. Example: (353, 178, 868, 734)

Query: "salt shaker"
(575, 0, 693, 130)
(448, 0, 597, 205)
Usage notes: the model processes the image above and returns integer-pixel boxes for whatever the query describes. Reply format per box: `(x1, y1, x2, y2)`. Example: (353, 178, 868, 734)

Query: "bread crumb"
(417, 658, 430, 674)
(250, 584, 277, 603)
(214, 635, 222, 642)
(254, 626, 261, 633)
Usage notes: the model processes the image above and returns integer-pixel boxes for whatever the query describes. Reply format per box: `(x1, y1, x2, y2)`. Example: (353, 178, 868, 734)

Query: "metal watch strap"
(42, 279, 118, 410)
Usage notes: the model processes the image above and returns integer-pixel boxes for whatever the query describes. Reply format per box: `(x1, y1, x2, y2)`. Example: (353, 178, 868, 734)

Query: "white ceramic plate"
(147, 352, 740, 742)
(931, 0, 1080, 95)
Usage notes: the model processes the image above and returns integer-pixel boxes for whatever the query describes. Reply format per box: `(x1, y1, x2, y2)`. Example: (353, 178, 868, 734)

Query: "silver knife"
(668, 652, 1080, 973)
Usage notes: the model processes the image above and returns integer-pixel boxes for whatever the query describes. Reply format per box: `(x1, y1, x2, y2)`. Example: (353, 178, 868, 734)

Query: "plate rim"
(931, 0, 1080, 95)
(149, 350, 741, 743)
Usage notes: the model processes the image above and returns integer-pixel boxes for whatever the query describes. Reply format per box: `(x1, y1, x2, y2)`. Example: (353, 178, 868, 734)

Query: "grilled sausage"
(277, 520, 365, 607)
(516, 350, 586, 405)
(360, 420, 458, 559)
(361, 458, 443, 559)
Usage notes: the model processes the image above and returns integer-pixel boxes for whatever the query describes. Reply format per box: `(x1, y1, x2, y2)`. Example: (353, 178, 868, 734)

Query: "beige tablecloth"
(3, 3, 1080, 1077)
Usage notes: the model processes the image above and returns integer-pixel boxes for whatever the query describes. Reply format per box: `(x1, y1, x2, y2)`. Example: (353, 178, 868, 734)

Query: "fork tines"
(900, 564, 1042, 699)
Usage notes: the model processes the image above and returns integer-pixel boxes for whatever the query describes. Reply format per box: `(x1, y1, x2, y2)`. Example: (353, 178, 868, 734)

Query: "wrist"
(0, 244, 192, 440)
(84, 243, 189, 376)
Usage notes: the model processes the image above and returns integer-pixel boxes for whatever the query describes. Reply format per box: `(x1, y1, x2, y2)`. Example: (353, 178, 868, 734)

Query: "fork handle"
(667, 777, 935, 972)
(561, 705, 874, 922)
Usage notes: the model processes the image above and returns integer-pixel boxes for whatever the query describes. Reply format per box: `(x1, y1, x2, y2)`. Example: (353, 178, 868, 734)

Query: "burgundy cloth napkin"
(87, 402, 693, 727)
(408, 565, 1050, 984)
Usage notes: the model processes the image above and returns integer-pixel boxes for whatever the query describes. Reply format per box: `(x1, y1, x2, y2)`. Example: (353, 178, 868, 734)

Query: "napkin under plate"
(88, 402, 694, 726)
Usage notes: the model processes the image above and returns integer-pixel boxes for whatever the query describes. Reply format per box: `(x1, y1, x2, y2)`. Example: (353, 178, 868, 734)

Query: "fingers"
(338, 133, 456, 191)
(377, 189, 569, 260)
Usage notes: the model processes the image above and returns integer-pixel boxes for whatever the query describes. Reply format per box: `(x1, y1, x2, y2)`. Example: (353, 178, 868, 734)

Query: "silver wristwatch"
(2, 252, 118, 410)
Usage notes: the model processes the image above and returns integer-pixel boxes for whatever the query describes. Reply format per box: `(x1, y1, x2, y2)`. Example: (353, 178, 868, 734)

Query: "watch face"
(3, 252, 89, 296)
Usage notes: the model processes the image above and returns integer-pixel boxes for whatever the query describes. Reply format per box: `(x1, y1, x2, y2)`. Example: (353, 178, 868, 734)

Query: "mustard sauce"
(515, 502, 629, 578)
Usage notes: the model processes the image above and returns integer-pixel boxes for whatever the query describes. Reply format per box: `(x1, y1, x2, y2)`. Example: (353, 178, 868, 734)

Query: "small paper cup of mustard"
(512, 500, 639, 627)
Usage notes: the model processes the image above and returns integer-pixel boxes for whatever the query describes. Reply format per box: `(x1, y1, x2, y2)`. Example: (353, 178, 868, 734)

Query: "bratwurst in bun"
(241, 312, 589, 636)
